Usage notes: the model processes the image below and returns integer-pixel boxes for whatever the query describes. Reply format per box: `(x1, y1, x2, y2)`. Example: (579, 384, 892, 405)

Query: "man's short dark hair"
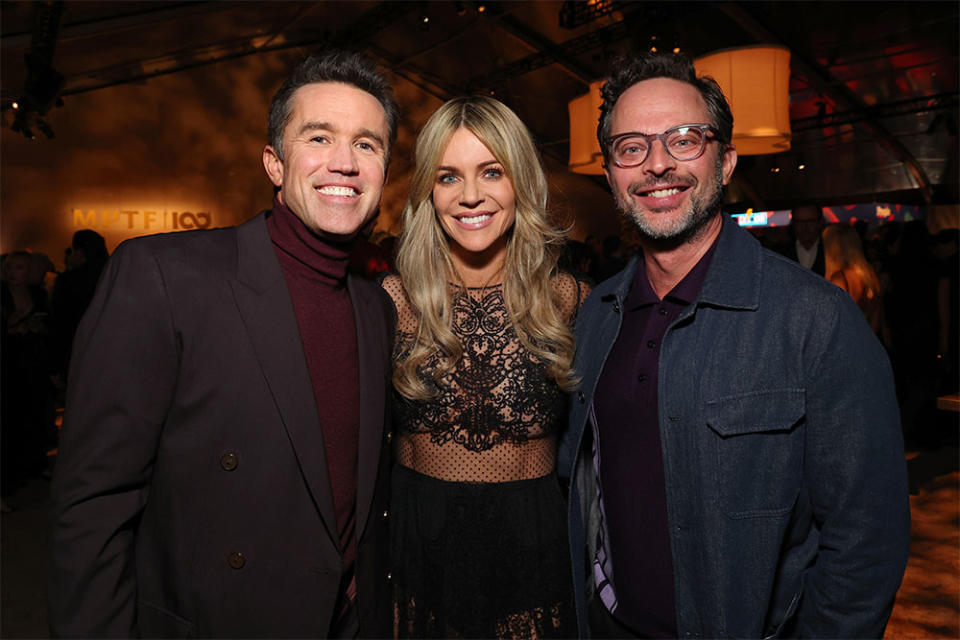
(596, 53, 733, 163)
(267, 50, 399, 162)
(792, 203, 824, 222)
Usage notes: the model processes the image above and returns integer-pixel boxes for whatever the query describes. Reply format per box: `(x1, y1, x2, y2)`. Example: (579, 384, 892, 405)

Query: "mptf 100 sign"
(72, 209, 213, 231)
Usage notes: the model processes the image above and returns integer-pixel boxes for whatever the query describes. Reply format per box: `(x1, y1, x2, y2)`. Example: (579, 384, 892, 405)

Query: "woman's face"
(432, 127, 516, 273)
(3, 256, 30, 286)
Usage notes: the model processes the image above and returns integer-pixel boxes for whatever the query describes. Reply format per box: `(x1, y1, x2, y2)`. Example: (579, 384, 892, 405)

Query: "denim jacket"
(559, 216, 910, 638)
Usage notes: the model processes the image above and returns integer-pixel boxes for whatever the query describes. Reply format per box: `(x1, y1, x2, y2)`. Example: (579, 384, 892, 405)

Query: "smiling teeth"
(646, 187, 682, 197)
(316, 186, 357, 196)
(459, 214, 491, 225)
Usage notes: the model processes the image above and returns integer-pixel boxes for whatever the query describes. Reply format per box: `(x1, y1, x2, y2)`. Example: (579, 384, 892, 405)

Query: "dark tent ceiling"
(3, 0, 958, 209)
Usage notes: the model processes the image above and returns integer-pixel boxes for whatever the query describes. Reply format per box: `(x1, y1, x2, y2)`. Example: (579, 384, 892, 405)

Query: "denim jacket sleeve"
(792, 286, 910, 637)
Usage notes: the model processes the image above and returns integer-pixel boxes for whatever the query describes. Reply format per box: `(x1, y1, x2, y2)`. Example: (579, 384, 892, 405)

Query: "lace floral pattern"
(381, 273, 589, 482)
(395, 284, 563, 451)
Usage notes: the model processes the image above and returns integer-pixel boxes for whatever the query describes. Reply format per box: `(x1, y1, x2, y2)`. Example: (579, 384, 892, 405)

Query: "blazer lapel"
(348, 274, 389, 542)
(230, 214, 339, 547)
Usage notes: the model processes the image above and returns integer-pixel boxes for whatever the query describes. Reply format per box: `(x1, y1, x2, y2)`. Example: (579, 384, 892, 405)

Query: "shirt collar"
(624, 232, 721, 310)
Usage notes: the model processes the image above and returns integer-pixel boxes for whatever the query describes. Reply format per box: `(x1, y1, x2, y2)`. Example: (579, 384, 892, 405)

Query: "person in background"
(49, 229, 108, 385)
(778, 203, 826, 276)
(822, 223, 889, 344)
(591, 234, 628, 283)
(933, 228, 958, 393)
(560, 52, 909, 638)
(886, 220, 942, 445)
(25, 250, 60, 456)
(381, 95, 589, 638)
(48, 50, 397, 638)
(28, 251, 57, 298)
(1, 251, 53, 511)
(559, 239, 596, 284)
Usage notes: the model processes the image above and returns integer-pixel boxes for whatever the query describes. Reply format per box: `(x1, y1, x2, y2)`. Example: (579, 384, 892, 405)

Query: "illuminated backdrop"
(1, 48, 619, 268)
(0, 50, 433, 267)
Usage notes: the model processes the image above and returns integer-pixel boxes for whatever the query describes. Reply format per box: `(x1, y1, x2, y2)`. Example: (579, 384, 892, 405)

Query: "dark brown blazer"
(48, 213, 393, 638)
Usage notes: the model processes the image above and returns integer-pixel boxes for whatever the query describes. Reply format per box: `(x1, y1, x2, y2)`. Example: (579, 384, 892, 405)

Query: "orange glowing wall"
(1, 50, 616, 267)
(0, 51, 428, 268)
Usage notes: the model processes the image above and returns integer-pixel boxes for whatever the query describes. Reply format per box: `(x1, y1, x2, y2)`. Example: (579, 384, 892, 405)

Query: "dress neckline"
(447, 281, 503, 290)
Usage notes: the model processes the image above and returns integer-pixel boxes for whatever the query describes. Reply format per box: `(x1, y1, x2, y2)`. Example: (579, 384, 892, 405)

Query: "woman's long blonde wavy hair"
(823, 224, 881, 304)
(393, 96, 576, 401)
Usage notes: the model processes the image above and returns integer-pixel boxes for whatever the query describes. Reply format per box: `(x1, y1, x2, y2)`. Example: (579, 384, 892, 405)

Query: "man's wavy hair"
(596, 52, 734, 164)
(393, 96, 577, 400)
(267, 50, 399, 163)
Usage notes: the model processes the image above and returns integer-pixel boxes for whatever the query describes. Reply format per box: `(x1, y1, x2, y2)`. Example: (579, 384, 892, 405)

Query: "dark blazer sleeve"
(47, 239, 179, 638)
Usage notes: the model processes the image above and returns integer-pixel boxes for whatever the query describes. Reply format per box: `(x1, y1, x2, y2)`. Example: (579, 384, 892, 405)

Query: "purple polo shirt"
(594, 238, 717, 637)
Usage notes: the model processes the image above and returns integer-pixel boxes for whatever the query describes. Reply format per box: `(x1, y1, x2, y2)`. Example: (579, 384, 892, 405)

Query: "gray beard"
(616, 158, 725, 247)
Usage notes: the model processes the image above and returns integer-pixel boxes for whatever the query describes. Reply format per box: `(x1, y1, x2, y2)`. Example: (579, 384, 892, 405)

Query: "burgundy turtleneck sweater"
(266, 199, 360, 596)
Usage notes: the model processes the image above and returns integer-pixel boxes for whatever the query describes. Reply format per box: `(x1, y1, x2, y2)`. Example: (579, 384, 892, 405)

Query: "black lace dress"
(381, 274, 588, 639)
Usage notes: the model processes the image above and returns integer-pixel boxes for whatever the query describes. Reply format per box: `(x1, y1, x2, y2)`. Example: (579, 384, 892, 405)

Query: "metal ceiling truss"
(465, 17, 635, 92)
(45, 2, 416, 97)
(1, 2, 217, 49)
(717, 1, 935, 203)
(485, 12, 598, 86)
(559, 0, 626, 30)
(791, 92, 959, 133)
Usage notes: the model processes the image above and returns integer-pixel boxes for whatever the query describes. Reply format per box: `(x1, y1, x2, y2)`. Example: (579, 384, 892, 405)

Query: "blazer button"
(382, 509, 389, 519)
(386, 572, 393, 582)
(577, 391, 585, 404)
(386, 431, 393, 444)
(220, 452, 239, 471)
(227, 551, 246, 569)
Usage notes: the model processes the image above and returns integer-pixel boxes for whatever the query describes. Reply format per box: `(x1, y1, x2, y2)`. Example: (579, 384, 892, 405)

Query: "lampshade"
(567, 80, 604, 174)
(694, 46, 792, 155)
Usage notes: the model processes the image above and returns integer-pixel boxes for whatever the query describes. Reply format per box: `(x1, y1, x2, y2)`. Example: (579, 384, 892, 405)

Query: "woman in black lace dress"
(380, 96, 589, 639)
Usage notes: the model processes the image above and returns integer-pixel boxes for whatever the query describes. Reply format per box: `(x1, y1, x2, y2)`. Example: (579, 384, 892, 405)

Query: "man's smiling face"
(263, 81, 389, 240)
(604, 77, 736, 242)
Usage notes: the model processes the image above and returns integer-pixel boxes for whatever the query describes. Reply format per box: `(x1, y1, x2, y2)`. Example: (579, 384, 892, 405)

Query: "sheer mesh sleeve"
(552, 270, 592, 324)
(380, 273, 419, 339)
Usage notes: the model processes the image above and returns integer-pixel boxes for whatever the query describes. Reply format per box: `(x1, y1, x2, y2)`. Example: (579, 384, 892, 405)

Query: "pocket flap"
(705, 389, 805, 437)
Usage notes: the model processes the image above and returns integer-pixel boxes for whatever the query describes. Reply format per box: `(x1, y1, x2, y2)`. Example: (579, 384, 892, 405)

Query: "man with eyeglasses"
(559, 53, 909, 638)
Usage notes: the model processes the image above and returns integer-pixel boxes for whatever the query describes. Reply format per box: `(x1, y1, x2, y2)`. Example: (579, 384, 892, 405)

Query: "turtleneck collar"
(266, 196, 353, 287)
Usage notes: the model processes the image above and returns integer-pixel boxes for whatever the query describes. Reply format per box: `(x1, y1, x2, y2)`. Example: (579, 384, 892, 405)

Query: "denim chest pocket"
(705, 389, 805, 519)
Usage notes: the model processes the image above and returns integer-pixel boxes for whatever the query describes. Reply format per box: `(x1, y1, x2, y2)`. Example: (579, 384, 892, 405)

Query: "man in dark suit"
(48, 50, 398, 638)
(779, 203, 826, 276)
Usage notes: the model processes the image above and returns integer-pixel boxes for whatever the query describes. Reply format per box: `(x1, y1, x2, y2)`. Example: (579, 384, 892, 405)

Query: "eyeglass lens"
(612, 125, 707, 166)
